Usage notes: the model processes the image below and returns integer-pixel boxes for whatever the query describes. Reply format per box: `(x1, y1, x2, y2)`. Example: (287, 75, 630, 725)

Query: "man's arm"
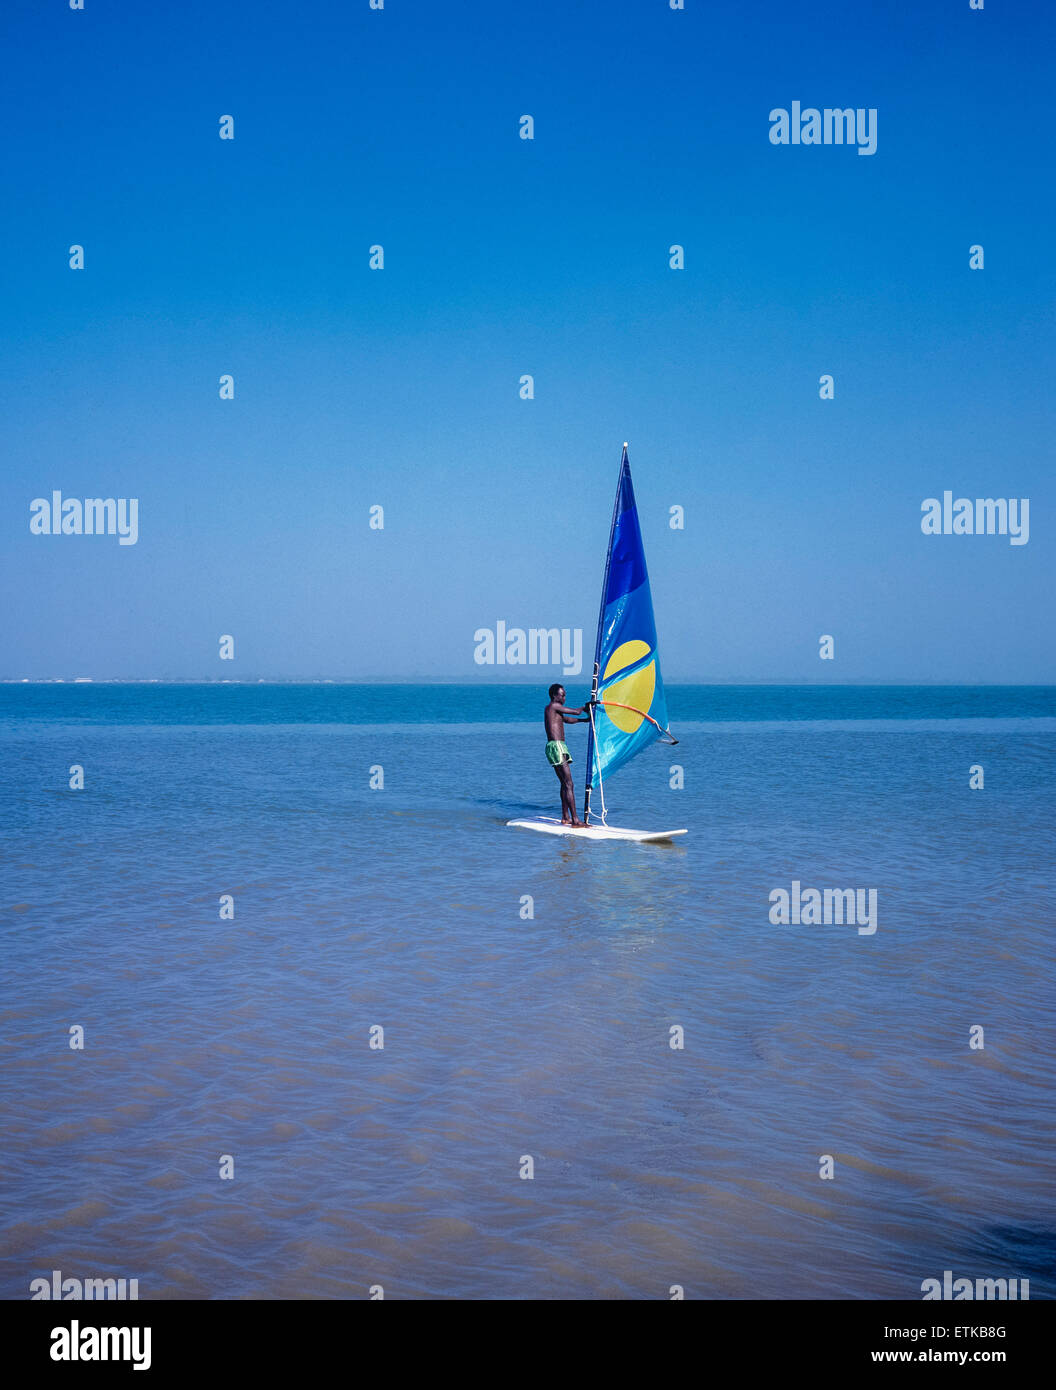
(554, 704, 590, 722)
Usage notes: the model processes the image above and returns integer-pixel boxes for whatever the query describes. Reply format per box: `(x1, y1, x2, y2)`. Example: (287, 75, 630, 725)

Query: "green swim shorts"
(546, 740, 572, 767)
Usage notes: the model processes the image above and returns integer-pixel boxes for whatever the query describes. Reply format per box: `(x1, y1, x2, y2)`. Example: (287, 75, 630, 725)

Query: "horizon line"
(2, 679, 1054, 689)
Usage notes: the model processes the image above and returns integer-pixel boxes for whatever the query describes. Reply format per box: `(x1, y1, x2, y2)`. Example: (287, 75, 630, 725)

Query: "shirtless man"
(544, 684, 590, 825)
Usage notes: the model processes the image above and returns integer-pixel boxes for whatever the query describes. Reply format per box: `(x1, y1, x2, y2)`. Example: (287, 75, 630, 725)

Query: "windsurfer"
(544, 684, 589, 825)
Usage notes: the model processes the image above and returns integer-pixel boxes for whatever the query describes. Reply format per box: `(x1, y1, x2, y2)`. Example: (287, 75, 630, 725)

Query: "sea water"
(1, 685, 1053, 1299)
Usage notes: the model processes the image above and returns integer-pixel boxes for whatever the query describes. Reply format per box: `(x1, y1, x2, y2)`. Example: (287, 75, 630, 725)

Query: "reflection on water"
(0, 700, 1054, 1299)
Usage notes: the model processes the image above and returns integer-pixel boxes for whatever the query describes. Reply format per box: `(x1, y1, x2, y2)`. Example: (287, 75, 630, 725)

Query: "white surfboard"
(507, 816, 686, 843)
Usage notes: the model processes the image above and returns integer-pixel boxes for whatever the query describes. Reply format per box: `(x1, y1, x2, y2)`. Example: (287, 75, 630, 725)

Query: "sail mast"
(583, 443, 628, 825)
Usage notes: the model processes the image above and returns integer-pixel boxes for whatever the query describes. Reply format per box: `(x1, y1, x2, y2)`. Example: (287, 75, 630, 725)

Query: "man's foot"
(570, 819, 584, 827)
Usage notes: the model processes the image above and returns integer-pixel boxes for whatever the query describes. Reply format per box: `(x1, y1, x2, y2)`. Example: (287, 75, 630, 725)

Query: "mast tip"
(622, 441, 628, 449)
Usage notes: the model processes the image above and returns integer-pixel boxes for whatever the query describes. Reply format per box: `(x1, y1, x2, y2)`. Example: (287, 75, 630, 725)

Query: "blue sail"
(587, 448, 670, 791)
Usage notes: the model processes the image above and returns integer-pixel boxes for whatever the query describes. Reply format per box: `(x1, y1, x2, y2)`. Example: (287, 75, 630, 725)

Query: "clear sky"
(1, 0, 1053, 682)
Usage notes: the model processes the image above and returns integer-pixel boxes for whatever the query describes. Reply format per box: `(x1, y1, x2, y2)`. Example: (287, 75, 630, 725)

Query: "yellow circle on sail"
(602, 640, 655, 733)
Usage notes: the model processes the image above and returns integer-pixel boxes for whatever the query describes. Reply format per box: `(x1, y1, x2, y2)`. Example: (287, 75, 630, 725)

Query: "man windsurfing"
(544, 684, 590, 826)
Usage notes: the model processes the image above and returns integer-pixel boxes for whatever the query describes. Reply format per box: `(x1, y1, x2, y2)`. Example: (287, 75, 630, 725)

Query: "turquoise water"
(3, 682, 1055, 725)
(1, 685, 1054, 1299)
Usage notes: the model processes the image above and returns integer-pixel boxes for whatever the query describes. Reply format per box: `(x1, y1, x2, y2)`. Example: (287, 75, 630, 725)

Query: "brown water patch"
(46, 1201, 110, 1229)
(146, 1172, 184, 1190)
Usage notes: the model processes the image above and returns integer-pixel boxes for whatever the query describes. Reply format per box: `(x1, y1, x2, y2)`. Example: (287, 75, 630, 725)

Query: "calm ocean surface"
(2, 685, 1054, 1300)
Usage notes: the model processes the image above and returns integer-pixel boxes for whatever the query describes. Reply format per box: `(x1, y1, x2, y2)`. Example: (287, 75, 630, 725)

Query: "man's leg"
(556, 763, 571, 822)
(559, 760, 582, 825)
(554, 763, 569, 821)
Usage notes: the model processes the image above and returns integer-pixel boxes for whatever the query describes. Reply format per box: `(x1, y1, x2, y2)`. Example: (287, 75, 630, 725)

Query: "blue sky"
(1, 0, 1053, 682)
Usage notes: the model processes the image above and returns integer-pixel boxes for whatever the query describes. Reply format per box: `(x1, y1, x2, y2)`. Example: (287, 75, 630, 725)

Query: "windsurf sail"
(583, 446, 676, 823)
